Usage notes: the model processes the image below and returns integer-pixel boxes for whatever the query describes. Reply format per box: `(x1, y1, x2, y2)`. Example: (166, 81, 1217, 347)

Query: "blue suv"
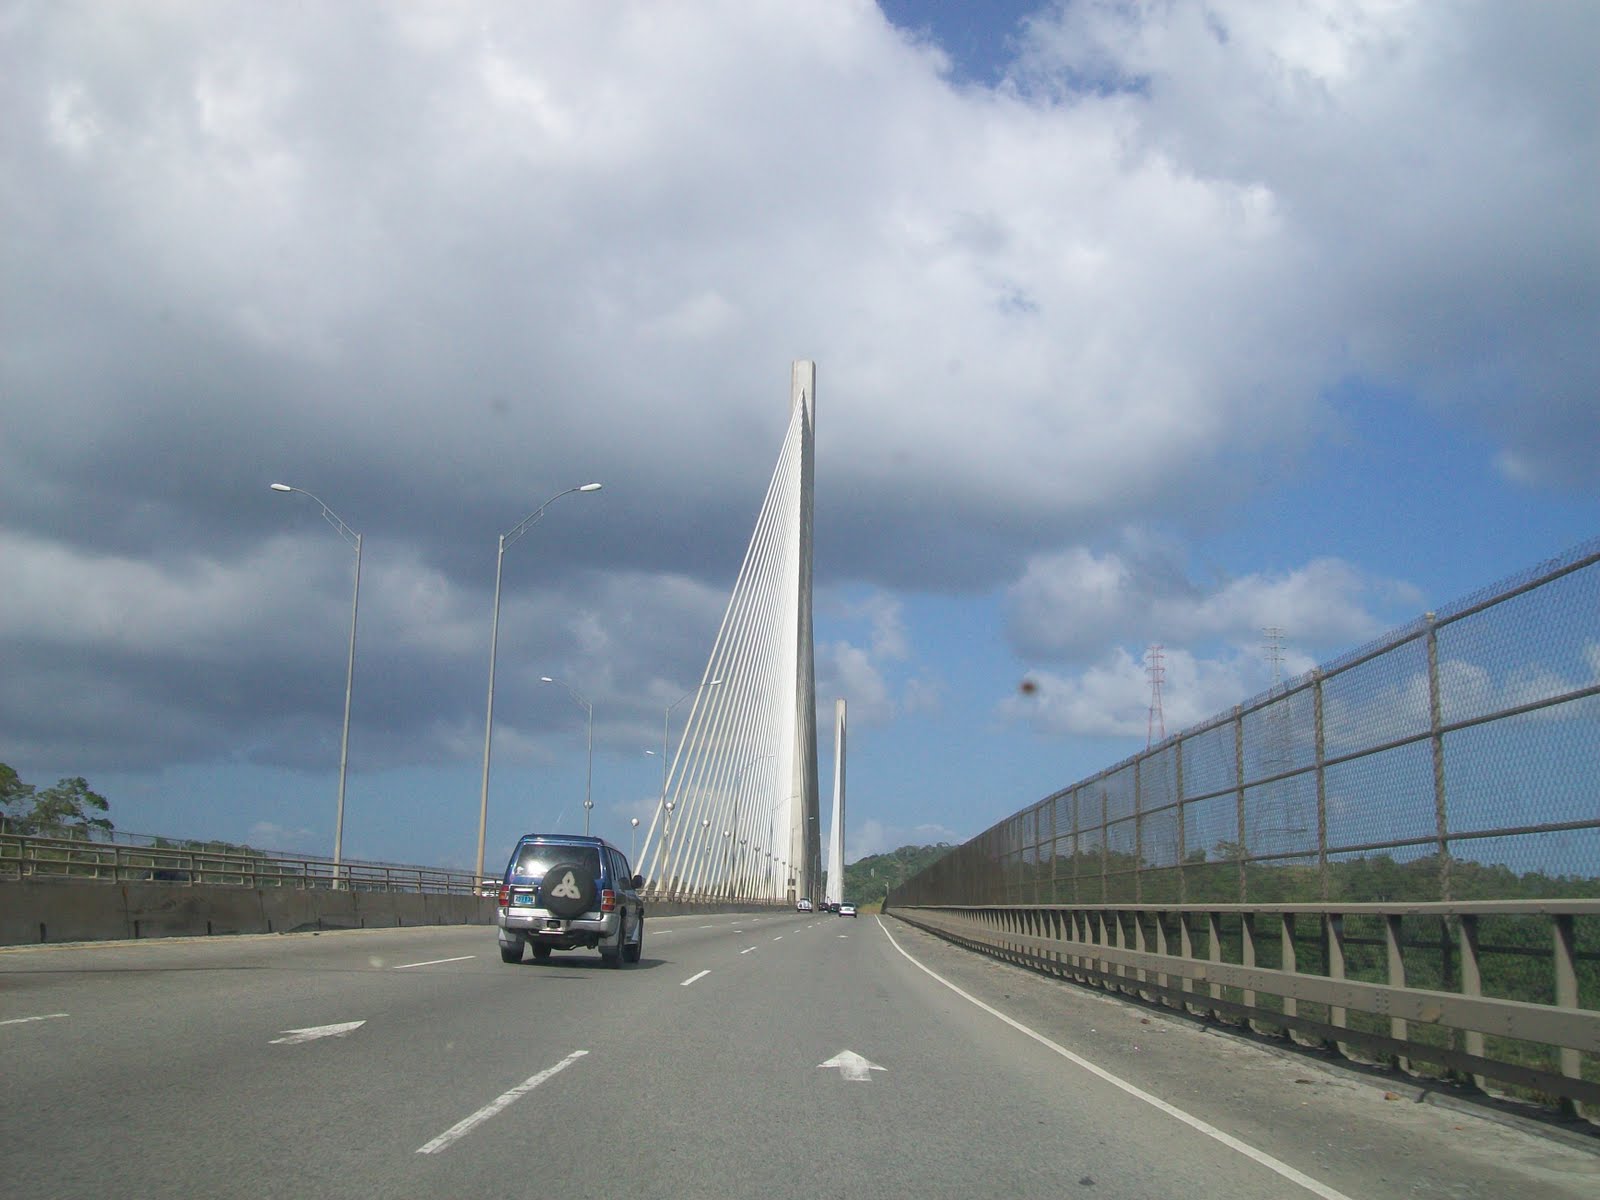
(495, 834, 645, 966)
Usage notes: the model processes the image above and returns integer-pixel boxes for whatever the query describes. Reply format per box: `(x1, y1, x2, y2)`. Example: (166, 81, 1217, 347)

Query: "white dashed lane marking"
(416, 1050, 589, 1154)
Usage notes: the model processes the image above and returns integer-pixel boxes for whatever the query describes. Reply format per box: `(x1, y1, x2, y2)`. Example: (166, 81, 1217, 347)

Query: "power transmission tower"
(1145, 644, 1166, 749)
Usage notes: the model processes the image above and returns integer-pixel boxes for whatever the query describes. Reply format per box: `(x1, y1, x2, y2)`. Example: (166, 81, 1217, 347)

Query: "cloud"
(1, 1, 1592, 784)
(1005, 643, 1263, 739)
(816, 590, 931, 726)
(1000, 532, 1415, 738)
(1005, 536, 1403, 665)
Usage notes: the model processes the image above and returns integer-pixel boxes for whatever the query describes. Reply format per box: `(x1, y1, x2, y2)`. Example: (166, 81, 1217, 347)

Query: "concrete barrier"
(0, 880, 495, 946)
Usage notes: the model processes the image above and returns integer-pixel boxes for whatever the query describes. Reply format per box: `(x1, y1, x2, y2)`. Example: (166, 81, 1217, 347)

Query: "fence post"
(1234, 706, 1246, 903)
(1134, 758, 1144, 904)
(1174, 739, 1187, 905)
(1425, 613, 1451, 901)
(1314, 670, 1328, 901)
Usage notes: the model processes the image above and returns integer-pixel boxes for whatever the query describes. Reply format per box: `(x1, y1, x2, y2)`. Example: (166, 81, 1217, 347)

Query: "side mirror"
(632, 874, 644, 890)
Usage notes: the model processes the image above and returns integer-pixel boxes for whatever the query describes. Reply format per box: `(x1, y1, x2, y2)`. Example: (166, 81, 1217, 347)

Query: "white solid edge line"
(394, 955, 475, 969)
(874, 917, 1355, 1200)
(682, 969, 712, 986)
(1, 1012, 69, 1026)
(416, 1050, 589, 1154)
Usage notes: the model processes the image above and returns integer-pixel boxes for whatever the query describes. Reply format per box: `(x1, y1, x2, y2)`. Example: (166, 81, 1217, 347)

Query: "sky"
(3, 1, 1597, 871)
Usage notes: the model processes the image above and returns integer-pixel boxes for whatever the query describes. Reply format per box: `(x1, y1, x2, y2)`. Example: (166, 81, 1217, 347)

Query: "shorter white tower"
(825, 699, 846, 907)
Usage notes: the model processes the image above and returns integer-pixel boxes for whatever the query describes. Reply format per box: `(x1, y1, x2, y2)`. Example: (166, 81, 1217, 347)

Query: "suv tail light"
(600, 889, 616, 913)
(497, 884, 510, 907)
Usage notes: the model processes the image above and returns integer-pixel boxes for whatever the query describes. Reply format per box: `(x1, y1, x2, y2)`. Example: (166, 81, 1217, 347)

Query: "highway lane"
(2, 911, 1594, 1198)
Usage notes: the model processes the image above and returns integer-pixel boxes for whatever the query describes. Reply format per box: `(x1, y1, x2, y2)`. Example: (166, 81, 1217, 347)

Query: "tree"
(0, 765, 113, 837)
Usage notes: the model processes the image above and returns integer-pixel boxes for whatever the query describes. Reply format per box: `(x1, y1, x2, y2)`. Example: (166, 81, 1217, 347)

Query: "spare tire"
(540, 862, 597, 918)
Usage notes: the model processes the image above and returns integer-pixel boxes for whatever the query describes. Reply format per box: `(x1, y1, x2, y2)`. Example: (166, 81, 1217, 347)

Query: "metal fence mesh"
(893, 535, 1600, 908)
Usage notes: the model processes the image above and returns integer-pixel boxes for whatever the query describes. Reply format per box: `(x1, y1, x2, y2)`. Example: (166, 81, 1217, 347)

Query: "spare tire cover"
(540, 862, 597, 918)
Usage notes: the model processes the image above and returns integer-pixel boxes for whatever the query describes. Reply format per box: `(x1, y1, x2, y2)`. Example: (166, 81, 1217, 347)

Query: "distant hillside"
(830, 843, 954, 907)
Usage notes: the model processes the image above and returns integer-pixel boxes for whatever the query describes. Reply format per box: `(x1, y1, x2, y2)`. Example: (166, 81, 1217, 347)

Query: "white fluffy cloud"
(1001, 534, 1406, 737)
(1006, 538, 1406, 664)
(2, 1, 1592, 782)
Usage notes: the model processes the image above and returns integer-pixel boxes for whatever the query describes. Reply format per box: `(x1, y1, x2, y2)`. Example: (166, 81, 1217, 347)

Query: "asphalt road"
(3, 912, 1594, 1198)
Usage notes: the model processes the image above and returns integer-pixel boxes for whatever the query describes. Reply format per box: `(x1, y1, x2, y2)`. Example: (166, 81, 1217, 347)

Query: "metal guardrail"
(889, 901, 1600, 1114)
(0, 831, 480, 895)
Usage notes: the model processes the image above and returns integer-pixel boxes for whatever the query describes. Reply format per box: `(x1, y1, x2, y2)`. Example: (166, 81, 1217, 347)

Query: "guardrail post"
(1457, 914, 1485, 1091)
(1553, 913, 1580, 1116)
(1154, 910, 1170, 1003)
(1206, 911, 1223, 1013)
(1280, 913, 1298, 1027)
(1385, 913, 1409, 1070)
(1242, 912, 1260, 1031)
(1179, 911, 1195, 1010)
(1326, 912, 1348, 1051)
(1133, 909, 1148, 994)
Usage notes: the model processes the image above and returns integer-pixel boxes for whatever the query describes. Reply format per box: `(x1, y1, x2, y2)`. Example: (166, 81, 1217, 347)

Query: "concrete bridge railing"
(888, 900, 1599, 1118)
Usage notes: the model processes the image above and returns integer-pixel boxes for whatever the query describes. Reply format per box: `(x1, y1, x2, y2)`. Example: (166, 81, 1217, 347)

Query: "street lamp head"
(631, 817, 639, 828)
(578, 482, 603, 492)
(540, 676, 555, 683)
(269, 483, 294, 492)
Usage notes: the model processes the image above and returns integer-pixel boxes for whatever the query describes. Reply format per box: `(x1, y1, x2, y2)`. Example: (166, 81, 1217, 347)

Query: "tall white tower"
(784, 361, 821, 903)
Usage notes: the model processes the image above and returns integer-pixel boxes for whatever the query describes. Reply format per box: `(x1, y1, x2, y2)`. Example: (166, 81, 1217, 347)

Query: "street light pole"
(541, 676, 594, 834)
(270, 483, 361, 880)
(475, 483, 601, 876)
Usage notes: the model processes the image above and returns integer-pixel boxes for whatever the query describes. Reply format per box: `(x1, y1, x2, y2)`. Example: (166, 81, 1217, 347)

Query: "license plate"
(512, 894, 534, 906)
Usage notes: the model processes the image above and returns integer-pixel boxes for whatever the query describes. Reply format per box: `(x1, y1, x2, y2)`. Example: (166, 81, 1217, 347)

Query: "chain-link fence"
(893, 535, 1600, 909)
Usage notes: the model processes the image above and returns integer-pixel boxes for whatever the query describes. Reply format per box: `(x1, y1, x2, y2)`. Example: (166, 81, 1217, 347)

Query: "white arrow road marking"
(682, 969, 711, 987)
(1, 1013, 68, 1026)
(417, 1050, 588, 1154)
(269, 1021, 365, 1045)
(395, 955, 475, 969)
(818, 1050, 886, 1082)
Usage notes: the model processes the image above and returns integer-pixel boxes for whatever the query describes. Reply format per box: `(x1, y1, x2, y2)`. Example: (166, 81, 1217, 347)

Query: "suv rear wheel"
(499, 937, 525, 964)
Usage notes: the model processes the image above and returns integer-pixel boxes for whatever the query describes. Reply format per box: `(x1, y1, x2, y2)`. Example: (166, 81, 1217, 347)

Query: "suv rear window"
(508, 844, 601, 884)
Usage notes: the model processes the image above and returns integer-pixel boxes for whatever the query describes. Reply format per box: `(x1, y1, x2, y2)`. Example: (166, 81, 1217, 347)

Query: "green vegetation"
(1, 764, 113, 836)
(826, 843, 954, 908)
